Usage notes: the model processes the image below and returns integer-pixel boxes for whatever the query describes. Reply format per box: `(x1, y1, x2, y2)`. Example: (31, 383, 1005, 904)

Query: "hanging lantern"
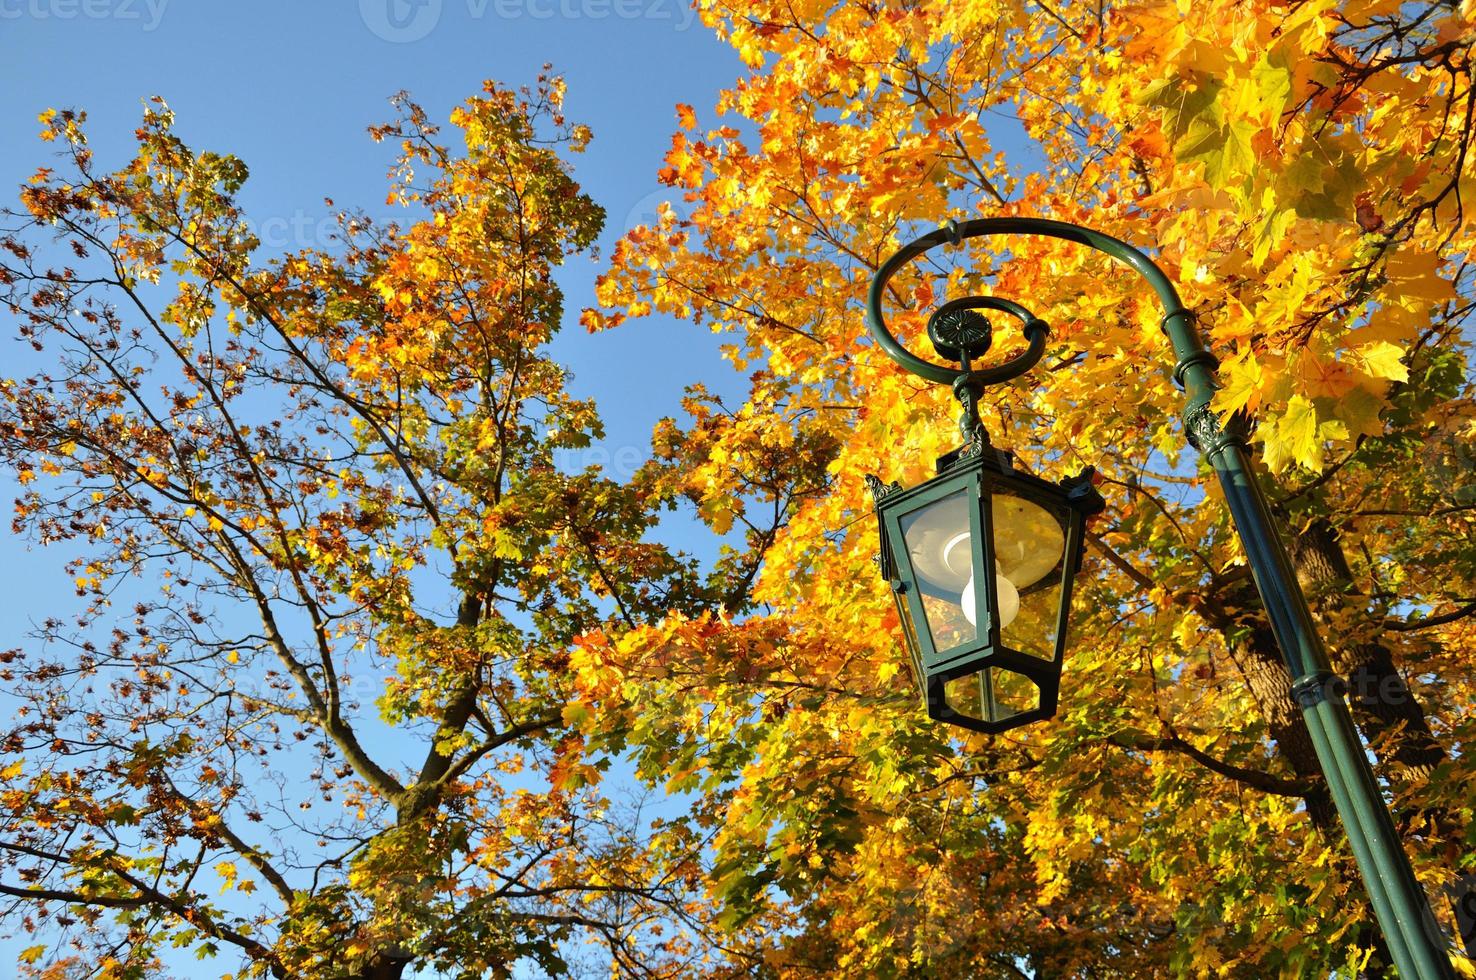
(859, 286, 1103, 734)
(868, 443, 1102, 733)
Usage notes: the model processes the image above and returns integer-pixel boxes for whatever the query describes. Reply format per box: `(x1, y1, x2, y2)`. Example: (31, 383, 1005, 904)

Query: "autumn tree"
(4, 1, 1476, 977)
(0, 77, 756, 978)
(580, 0, 1476, 975)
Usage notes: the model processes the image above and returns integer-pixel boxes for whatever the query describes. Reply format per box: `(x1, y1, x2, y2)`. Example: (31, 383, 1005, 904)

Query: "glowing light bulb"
(961, 565, 1020, 629)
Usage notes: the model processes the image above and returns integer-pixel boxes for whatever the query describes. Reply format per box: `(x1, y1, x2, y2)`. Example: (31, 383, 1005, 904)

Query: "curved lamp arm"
(864, 216, 1457, 980)
(866, 218, 1219, 438)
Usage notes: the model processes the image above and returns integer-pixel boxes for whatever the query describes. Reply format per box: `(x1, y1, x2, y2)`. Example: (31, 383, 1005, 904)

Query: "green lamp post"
(863, 217, 1456, 979)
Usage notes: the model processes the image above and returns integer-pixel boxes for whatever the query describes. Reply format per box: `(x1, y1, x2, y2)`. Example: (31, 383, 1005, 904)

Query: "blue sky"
(0, 1, 747, 972)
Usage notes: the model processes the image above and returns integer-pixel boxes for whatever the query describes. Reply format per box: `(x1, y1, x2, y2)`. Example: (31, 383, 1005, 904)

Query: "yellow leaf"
(1219, 351, 1263, 415)
(1354, 341, 1409, 383)
(562, 701, 591, 729)
(214, 860, 237, 894)
(1263, 394, 1320, 472)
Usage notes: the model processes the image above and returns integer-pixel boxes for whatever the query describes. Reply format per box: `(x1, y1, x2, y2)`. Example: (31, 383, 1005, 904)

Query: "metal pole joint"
(1290, 671, 1346, 709)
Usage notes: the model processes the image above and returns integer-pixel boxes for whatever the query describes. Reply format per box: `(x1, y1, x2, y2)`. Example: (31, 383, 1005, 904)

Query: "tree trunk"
(1290, 519, 1446, 779)
(358, 951, 413, 980)
(1231, 643, 1337, 827)
(1209, 581, 1395, 975)
(1290, 517, 1472, 961)
(1200, 585, 1337, 831)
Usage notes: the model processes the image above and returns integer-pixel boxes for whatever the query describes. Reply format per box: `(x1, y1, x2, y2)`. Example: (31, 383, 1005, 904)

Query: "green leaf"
(1251, 188, 1296, 267)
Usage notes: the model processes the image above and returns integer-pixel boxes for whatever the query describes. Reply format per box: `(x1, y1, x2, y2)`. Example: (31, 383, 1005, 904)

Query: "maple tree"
(580, 0, 1476, 975)
(1, 0, 1475, 978)
(0, 77, 748, 978)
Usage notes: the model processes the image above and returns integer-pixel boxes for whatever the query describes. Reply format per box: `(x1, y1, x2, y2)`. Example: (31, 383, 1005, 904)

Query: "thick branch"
(1108, 729, 1317, 798)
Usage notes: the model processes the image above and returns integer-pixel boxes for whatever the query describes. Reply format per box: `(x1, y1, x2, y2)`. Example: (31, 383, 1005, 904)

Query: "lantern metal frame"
(862, 216, 1456, 980)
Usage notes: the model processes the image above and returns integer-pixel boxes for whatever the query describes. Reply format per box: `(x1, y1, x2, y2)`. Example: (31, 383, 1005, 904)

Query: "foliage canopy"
(2, 0, 1475, 976)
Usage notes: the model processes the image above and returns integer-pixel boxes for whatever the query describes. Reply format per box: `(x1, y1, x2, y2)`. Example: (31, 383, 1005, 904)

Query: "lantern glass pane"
(994, 489, 1070, 660)
(1003, 574, 1064, 660)
(942, 668, 1041, 724)
(893, 592, 926, 689)
(943, 671, 984, 721)
(899, 489, 977, 652)
(991, 489, 1067, 592)
(988, 668, 1040, 720)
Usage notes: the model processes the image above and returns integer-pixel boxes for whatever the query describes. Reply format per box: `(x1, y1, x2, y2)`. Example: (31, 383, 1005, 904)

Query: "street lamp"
(863, 217, 1456, 980)
(867, 297, 1103, 733)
